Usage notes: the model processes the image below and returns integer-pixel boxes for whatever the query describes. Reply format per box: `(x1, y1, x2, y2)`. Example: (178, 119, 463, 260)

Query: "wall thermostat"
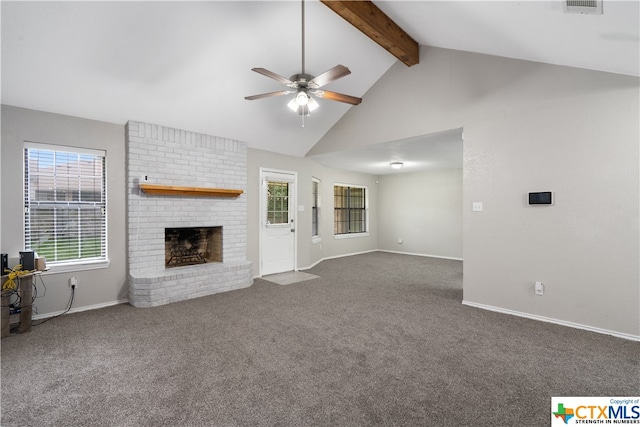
(529, 191, 553, 205)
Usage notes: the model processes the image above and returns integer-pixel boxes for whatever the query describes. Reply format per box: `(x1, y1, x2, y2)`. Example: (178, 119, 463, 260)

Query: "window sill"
(312, 236, 322, 244)
(334, 232, 370, 240)
(40, 259, 110, 275)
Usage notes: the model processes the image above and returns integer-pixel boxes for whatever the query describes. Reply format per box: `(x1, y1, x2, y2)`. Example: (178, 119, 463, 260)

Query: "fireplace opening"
(165, 227, 222, 268)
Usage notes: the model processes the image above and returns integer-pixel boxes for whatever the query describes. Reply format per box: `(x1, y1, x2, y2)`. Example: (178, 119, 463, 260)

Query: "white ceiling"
(2, 1, 638, 174)
(309, 128, 463, 175)
(377, 0, 639, 77)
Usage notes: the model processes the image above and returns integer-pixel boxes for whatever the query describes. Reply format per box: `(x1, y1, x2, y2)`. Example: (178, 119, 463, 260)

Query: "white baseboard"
(298, 249, 378, 271)
(254, 251, 377, 278)
(462, 300, 640, 342)
(265, 250, 459, 276)
(33, 299, 129, 320)
(378, 249, 463, 261)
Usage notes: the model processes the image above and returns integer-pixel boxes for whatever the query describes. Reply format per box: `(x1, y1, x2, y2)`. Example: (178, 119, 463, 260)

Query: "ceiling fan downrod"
(301, 0, 305, 76)
(301, 0, 306, 128)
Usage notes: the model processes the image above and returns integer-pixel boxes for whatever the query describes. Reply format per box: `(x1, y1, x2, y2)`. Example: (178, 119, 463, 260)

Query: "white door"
(260, 170, 296, 276)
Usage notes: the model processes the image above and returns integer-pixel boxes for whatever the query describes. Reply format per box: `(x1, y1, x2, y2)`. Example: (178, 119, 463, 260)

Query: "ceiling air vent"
(564, 0, 603, 14)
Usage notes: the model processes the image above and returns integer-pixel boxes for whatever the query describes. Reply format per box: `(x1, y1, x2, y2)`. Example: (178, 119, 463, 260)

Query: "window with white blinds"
(24, 143, 107, 266)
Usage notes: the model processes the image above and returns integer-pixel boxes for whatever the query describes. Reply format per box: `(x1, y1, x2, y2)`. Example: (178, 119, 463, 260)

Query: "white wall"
(311, 47, 640, 338)
(1, 105, 127, 316)
(378, 169, 462, 259)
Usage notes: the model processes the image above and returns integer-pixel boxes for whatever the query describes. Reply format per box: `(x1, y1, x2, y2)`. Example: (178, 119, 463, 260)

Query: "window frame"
(312, 177, 321, 244)
(333, 183, 369, 239)
(265, 180, 291, 227)
(23, 142, 109, 273)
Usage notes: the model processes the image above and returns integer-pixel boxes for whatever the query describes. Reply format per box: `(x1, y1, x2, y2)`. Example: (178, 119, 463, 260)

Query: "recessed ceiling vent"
(564, 0, 603, 15)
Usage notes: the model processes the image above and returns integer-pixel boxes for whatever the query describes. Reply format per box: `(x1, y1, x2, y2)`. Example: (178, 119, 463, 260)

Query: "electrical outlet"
(534, 281, 544, 296)
(69, 276, 78, 289)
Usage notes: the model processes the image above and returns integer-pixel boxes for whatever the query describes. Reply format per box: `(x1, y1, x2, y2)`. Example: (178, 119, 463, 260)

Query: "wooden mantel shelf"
(139, 184, 243, 198)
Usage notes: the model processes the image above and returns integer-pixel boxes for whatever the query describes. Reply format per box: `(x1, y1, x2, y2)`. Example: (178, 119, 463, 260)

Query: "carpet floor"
(1, 252, 638, 426)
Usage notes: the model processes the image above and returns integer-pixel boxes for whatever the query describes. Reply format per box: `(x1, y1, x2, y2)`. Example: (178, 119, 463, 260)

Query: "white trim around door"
(259, 168, 297, 276)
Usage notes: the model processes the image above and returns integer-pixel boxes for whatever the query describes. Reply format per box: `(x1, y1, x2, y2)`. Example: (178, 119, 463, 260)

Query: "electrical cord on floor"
(1, 289, 18, 307)
(32, 285, 75, 327)
(1, 289, 21, 313)
(30, 274, 47, 316)
(32, 274, 47, 302)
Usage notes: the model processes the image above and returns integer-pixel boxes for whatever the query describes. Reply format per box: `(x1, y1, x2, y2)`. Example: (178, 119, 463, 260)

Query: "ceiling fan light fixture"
(296, 90, 309, 106)
(307, 96, 319, 112)
(287, 98, 299, 112)
(390, 162, 404, 169)
(288, 91, 319, 114)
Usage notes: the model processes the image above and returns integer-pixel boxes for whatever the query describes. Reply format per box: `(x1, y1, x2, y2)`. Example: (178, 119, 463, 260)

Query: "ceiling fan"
(244, 0, 362, 118)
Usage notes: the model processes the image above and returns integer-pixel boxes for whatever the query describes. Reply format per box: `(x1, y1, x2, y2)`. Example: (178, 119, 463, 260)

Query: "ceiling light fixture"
(296, 90, 309, 106)
(390, 162, 404, 169)
(287, 90, 319, 115)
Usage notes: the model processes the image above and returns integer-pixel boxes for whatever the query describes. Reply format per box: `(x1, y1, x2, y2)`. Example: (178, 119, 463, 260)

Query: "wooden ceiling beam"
(320, 0, 419, 67)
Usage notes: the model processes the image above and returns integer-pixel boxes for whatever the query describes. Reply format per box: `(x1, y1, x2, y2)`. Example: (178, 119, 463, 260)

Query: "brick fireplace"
(125, 121, 252, 308)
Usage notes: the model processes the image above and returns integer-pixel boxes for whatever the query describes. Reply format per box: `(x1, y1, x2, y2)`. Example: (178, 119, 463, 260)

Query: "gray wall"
(378, 169, 462, 259)
(311, 47, 640, 338)
(1, 105, 127, 316)
(247, 148, 378, 276)
(1, 105, 452, 316)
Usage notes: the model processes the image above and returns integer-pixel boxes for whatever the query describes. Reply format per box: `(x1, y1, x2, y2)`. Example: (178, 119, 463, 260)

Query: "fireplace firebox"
(165, 227, 222, 268)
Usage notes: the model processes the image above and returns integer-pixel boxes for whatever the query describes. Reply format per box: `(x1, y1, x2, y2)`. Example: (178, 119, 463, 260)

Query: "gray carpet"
(1, 252, 638, 426)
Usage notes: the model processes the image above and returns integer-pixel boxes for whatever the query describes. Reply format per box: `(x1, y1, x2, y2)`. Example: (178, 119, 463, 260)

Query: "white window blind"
(312, 178, 319, 237)
(24, 144, 107, 265)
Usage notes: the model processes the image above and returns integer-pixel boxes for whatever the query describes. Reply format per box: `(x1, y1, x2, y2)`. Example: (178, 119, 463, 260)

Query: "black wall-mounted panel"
(529, 191, 553, 205)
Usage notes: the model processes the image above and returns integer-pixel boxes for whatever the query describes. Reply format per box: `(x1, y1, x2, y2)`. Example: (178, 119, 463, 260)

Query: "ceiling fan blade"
(308, 65, 351, 89)
(244, 90, 293, 101)
(251, 68, 294, 86)
(312, 90, 362, 106)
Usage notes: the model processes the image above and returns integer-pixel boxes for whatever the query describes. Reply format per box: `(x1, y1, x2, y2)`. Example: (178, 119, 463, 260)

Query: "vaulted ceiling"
(2, 1, 638, 163)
